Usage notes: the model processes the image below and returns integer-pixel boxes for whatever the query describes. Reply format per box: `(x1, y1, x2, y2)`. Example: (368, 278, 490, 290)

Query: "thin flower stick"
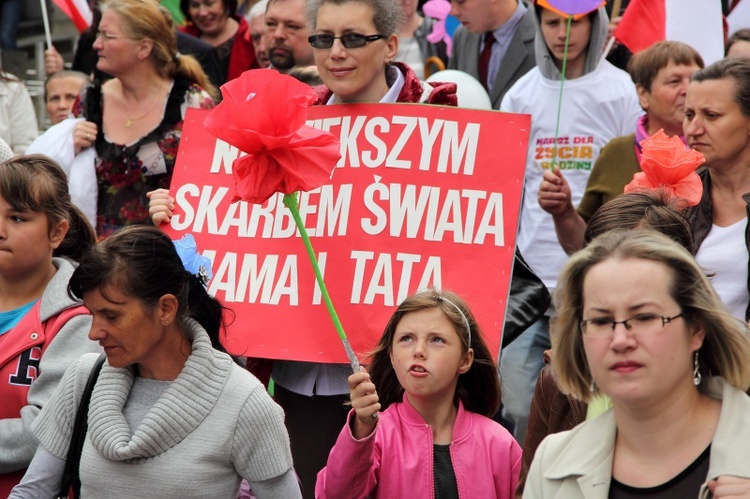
(283, 192, 361, 374)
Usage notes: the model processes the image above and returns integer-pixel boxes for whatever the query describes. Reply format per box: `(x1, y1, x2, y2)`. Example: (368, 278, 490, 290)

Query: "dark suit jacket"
(175, 30, 223, 90)
(448, 6, 536, 109)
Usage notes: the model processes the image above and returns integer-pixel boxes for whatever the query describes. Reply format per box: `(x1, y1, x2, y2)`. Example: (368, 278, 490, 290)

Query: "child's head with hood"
(533, 2, 609, 80)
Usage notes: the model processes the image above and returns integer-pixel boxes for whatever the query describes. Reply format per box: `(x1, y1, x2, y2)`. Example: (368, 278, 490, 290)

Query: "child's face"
(539, 9, 592, 70)
(0, 195, 66, 279)
(389, 307, 474, 407)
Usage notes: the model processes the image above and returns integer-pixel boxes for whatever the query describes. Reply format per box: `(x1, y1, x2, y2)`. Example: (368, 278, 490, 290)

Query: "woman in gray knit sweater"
(11, 226, 301, 498)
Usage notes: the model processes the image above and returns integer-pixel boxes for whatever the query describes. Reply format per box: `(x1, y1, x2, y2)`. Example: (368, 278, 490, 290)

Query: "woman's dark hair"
(692, 57, 750, 118)
(68, 225, 230, 353)
(726, 28, 750, 56)
(0, 154, 96, 261)
(367, 289, 501, 417)
(288, 65, 323, 86)
(181, 0, 238, 23)
(584, 189, 694, 253)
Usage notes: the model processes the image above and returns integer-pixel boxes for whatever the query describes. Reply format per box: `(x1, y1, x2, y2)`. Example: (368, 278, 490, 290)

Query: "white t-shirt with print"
(501, 61, 642, 291)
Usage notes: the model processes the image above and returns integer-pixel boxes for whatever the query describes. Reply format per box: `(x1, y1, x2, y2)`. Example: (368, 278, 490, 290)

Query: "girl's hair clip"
(196, 265, 211, 287)
(173, 234, 214, 288)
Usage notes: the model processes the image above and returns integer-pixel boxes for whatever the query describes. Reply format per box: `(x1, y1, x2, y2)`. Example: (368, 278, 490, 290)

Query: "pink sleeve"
(315, 410, 381, 499)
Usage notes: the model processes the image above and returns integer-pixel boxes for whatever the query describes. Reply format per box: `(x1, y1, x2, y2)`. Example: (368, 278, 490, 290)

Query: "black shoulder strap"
(57, 353, 107, 499)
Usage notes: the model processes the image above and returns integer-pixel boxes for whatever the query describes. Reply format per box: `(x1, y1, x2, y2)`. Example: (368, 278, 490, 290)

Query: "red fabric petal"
(624, 171, 703, 206)
(231, 130, 341, 204)
(624, 129, 705, 206)
(203, 69, 341, 204)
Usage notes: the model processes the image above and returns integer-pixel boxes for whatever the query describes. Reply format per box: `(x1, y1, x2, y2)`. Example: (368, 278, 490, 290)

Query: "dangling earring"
(693, 351, 702, 386)
(589, 378, 596, 392)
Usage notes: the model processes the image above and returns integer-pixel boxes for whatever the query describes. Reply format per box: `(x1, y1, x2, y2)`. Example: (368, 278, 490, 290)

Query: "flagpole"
(598, 36, 616, 69)
(611, 0, 623, 19)
(549, 15, 572, 170)
(40, 0, 53, 49)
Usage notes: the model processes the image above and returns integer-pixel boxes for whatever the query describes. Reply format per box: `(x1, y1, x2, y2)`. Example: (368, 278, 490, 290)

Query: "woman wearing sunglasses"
(264, 2, 458, 496)
(306, 0, 457, 105)
(524, 229, 750, 498)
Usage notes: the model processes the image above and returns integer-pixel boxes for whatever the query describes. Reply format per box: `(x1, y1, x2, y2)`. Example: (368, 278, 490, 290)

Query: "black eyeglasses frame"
(308, 33, 387, 49)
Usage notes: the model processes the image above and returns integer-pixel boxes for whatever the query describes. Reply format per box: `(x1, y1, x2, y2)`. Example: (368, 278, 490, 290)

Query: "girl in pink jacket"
(316, 290, 522, 498)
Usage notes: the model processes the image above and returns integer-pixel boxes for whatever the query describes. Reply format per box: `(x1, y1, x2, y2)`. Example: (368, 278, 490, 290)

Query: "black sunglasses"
(308, 33, 386, 49)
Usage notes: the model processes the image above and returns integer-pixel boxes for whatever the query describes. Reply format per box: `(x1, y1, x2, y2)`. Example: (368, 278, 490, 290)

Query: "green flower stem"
(551, 14, 573, 170)
(283, 192, 361, 374)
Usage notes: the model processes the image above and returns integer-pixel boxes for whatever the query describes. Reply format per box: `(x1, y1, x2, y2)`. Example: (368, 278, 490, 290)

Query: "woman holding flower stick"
(267, 1, 460, 494)
(539, 40, 704, 255)
(317, 289, 521, 498)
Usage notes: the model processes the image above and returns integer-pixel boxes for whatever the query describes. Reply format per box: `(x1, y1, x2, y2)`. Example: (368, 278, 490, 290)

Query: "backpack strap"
(56, 353, 106, 499)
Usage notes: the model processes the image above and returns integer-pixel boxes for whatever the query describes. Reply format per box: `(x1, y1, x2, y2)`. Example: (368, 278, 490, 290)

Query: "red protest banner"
(164, 104, 529, 363)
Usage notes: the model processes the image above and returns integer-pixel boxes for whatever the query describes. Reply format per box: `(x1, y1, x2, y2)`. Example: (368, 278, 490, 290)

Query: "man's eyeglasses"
(308, 33, 386, 49)
(580, 313, 683, 338)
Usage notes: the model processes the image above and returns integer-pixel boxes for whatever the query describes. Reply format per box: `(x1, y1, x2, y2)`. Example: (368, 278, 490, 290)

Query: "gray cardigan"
(31, 321, 298, 498)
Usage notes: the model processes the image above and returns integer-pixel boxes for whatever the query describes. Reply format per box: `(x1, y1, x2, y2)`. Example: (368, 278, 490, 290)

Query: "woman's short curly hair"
(306, 0, 403, 35)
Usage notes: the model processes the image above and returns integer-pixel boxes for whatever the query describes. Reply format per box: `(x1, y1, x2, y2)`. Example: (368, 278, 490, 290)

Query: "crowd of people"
(1, 0, 750, 497)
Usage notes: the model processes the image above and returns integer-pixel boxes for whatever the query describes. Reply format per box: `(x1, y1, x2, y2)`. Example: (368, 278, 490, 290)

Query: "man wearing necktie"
(448, 0, 536, 109)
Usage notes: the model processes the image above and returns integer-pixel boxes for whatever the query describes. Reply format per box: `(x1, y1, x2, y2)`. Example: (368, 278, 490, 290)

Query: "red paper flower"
(204, 69, 341, 204)
(624, 129, 704, 207)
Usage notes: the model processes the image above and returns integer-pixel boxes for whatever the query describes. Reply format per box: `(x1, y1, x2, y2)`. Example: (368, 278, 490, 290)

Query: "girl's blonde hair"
(552, 229, 750, 402)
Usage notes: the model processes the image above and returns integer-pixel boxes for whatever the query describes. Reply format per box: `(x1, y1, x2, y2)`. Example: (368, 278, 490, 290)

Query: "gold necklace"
(125, 90, 163, 128)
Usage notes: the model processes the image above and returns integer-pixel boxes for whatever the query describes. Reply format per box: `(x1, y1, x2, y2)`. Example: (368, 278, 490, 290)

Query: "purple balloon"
(542, 0, 603, 15)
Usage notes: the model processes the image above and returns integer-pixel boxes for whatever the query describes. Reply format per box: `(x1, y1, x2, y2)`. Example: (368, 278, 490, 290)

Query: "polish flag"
(51, 0, 93, 32)
(614, 0, 724, 65)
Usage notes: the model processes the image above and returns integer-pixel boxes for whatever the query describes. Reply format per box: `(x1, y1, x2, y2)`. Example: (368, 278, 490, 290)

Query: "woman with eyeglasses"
(71, 0, 216, 237)
(306, 0, 457, 105)
(515, 189, 697, 498)
(524, 229, 750, 498)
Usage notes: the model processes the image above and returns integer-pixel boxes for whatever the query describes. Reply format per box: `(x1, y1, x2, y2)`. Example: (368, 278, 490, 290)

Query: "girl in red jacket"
(316, 289, 521, 499)
(0, 155, 100, 495)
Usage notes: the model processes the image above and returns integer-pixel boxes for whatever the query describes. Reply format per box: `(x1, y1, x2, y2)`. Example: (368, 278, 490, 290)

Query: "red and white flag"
(51, 0, 93, 33)
(614, 0, 724, 65)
